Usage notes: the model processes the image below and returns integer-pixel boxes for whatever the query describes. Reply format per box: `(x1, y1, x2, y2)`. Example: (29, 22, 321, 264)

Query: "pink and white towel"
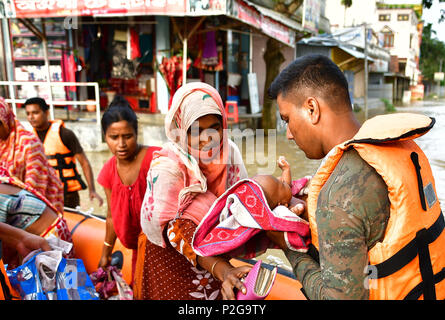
(192, 179, 311, 259)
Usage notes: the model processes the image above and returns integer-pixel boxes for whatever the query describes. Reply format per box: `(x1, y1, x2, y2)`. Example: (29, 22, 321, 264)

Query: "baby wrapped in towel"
(192, 156, 311, 259)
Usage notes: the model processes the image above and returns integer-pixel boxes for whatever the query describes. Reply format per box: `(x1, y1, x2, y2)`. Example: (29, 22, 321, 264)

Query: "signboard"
(247, 72, 260, 114)
(5, 0, 186, 17)
(3, 0, 296, 46)
(230, 0, 260, 29)
(186, 0, 226, 15)
(261, 15, 295, 47)
(369, 59, 389, 73)
(2, 0, 226, 18)
(302, 0, 320, 33)
(230, 0, 295, 47)
(434, 72, 444, 82)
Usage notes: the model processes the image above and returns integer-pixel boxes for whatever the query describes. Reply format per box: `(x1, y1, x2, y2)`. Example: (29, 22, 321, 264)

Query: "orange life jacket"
(36, 120, 86, 193)
(307, 113, 445, 300)
(0, 258, 19, 300)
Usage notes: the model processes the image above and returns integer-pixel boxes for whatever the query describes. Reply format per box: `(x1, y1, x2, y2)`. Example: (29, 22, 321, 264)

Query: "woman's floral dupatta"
(140, 82, 247, 247)
(0, 97, 64, 213)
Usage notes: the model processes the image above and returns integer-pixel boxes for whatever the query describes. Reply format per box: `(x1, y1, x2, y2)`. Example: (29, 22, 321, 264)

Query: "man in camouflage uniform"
(266, 54, 391, 299)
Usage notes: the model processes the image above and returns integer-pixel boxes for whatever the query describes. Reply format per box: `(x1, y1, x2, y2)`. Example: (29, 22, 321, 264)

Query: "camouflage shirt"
(285, 149, 391, 300)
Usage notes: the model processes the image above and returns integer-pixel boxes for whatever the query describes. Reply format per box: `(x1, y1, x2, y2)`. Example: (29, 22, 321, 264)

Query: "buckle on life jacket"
(370, 212, 445, 300)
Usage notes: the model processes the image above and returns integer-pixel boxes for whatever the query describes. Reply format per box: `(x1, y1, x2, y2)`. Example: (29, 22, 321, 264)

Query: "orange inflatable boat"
(63, 208, 306, 300)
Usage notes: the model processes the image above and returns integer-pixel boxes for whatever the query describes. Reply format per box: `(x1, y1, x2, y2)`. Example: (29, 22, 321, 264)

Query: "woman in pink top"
(135, 82, 251, 300)
(97, 96, 160, 282)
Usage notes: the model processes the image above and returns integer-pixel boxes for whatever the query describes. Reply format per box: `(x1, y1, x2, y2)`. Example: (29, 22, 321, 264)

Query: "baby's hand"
(277, 156, 290, 170)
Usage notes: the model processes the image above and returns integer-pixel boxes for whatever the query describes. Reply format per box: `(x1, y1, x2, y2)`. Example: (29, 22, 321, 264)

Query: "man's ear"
(304, 97, 321, 125)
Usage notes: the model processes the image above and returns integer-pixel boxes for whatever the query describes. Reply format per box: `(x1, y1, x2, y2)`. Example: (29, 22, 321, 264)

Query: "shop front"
(1, 0, 304, 118)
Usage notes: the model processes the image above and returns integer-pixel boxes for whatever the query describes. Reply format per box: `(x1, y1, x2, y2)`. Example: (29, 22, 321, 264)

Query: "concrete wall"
(21, 119, 167, 152)
(156, 16, 171, 114)
(354, 69, 365, 98)
(296, 44, 331, 59)
(369, 83, 393, 100)
(252, 34, 296, 107)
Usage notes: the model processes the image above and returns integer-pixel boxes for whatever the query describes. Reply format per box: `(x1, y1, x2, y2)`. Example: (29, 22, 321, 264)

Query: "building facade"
(323, 0, 424, 102)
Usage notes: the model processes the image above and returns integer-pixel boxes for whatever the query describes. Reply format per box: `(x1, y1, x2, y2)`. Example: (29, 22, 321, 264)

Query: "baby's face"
(254, 174, 293, 209)
(275, 180, 293, 207)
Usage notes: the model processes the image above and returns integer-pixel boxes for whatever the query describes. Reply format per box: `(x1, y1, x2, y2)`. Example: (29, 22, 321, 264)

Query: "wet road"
(395, 100, 445, 212)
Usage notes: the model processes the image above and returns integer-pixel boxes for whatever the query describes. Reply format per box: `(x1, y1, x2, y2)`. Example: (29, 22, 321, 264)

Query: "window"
(379, 14, 391, 21)
(398, 14, 409, 21)
(383, 32, 394, 48)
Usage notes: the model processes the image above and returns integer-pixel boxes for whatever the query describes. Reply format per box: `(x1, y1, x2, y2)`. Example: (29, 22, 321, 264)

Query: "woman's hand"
(89, 190, 104, 207)
(265, 230, 288, 250)
(221, 265, 252, 300)
(200, 256, 252, 300)
(98, 252, 111, 269)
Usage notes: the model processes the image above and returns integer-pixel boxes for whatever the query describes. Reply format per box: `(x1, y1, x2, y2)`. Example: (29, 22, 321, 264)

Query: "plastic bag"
(111, 268, 133, 300)
(6, 250, 99, 300)
(90, 266, 133, 300)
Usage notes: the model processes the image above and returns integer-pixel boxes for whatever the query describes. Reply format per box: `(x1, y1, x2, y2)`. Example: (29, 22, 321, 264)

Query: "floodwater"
(78, 100, 445, 270)
(394, 99, 445, 212)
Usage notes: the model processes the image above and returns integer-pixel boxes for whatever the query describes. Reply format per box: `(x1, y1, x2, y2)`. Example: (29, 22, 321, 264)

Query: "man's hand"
(289, 196, 308, 220)
(15, 231, 51, 257)
(0, 223, 52, 257)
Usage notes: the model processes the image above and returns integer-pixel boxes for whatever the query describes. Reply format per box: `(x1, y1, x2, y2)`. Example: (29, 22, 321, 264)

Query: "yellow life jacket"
(307, 113, 445, 300)
(36, 120, 86, 193)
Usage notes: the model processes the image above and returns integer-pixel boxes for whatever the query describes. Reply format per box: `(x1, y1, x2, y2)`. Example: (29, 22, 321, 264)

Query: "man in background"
(24, 97, 103, 209)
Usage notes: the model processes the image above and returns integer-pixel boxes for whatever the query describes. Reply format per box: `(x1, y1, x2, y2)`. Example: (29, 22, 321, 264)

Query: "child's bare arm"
(277, 156, 292, 186)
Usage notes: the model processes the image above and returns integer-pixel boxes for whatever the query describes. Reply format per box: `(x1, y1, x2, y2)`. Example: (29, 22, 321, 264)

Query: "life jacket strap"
(47, 152, 87, 193)
(410, 152, 427, 211)
(404, 268, 445, 300)
(0, 267, 12, 300)
(370, 212, 444, 300)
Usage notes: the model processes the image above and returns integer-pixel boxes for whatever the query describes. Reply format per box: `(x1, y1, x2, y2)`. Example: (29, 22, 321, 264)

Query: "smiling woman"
(134, 82, 251, 300)
(187, 114, 224, 163)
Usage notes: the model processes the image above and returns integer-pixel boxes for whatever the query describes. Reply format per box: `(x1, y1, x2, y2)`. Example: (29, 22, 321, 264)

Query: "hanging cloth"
(127, 28, 141, 60)
(61, 52, 77, 98)
(202, 31, 218, 66)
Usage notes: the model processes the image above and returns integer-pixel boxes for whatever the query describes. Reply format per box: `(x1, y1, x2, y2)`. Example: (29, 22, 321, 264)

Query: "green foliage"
(420, 23, 445, 82)
(381, 98, 396, 112)
(341, 0, 352, 8)
(422, 0, 445, 22)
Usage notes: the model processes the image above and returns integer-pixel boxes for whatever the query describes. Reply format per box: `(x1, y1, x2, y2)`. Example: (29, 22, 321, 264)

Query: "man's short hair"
(268, 54, 352, 110)
(23, 97, 49, 112)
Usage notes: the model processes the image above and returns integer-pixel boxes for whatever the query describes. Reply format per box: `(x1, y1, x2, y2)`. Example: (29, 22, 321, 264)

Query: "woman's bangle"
(210, 259, 223, 280)
(104, 241, 113, 247)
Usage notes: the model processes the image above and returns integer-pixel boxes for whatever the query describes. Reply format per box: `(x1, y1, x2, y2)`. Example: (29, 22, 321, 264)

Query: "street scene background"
(2, 0, 445, 273)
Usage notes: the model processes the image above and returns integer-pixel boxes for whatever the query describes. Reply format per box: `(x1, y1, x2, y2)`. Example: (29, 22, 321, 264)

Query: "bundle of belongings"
(6, 242, 99, 300)
(90, 265, 133, 300)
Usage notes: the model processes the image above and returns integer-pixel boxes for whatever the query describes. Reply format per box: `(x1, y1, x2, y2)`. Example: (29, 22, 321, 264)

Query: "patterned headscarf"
(140, 82, 247, 247)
